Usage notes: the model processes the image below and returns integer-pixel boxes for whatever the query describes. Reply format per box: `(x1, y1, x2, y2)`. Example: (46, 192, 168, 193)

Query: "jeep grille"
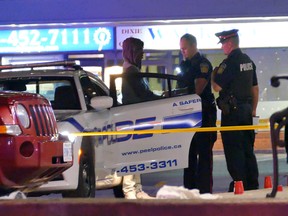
(29, 105, 57, 136)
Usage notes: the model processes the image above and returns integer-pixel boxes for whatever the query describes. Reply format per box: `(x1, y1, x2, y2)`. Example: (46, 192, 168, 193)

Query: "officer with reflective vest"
(212, 29, 259, 192)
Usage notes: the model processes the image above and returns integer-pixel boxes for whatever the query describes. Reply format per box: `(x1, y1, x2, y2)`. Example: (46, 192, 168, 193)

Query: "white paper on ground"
(0, 190, 27, 200)
(156, 185, 222, 200)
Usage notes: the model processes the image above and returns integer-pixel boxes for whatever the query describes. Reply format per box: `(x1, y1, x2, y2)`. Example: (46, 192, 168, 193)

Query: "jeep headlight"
(0, 125, 22, 136)
(16, 104, 30, 128)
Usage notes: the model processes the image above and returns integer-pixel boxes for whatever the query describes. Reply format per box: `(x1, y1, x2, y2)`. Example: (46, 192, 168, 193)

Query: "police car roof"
(0, 68, 86, 78)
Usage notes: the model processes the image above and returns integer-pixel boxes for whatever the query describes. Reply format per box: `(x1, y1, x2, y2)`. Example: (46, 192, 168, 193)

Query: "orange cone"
(264, 176, 272, 188)
(277, 185, 283, 192)
(234, 181, 244, 195)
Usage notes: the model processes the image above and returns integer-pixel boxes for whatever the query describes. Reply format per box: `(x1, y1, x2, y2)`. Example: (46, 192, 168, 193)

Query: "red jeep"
(0, 91, 72, 194)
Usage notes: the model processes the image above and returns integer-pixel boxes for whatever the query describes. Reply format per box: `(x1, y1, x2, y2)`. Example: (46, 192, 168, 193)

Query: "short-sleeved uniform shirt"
(214, 48, 258, 101)
(177, 52, 215, 105)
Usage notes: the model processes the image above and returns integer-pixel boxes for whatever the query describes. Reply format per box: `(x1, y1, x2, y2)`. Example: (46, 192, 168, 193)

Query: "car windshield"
(0, 77, 81, 110)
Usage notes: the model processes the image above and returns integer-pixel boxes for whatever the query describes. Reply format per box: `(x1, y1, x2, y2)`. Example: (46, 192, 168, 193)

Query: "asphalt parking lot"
(23, 149, 287, 200)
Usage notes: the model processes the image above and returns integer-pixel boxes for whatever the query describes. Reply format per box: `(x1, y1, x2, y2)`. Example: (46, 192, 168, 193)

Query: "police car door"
(106, 73, 202, 176)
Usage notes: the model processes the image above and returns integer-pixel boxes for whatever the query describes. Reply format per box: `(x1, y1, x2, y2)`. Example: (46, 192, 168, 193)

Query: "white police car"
(0, 61, 202, 197)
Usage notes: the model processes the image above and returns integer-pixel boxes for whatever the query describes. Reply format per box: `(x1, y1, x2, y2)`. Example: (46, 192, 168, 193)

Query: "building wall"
(0, 0, 287, 25)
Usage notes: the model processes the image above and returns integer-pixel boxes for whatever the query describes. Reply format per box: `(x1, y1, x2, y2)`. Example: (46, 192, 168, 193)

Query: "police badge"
(200, 63, 209, 73)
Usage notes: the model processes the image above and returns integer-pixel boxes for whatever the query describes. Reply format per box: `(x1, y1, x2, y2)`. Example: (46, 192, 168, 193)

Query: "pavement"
(1, 130, 288, 215)
(1, 188, 288, 216)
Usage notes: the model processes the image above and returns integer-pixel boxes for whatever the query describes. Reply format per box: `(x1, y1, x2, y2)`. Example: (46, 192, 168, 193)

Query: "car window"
(79, 74, 108, 107)
(0, 78, 81, 110)
(80, 75, 107, 96)
(89, 74, 109, 96)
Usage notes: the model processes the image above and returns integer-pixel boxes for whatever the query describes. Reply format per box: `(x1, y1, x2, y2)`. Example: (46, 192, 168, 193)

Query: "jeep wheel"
(62, 154, 95, 198)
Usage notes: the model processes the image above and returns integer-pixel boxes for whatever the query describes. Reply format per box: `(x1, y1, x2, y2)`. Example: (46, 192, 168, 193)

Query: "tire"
(113, 184, 124, 198)
(62, 154, 95, 198)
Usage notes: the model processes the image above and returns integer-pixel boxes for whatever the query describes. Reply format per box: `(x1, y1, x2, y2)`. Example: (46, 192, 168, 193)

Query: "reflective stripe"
(65, 118, 84, 132)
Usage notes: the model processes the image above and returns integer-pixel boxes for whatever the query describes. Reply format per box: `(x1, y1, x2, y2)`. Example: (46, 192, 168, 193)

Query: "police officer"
(212, 29, 259, 192)
(178, 33, 217, 194)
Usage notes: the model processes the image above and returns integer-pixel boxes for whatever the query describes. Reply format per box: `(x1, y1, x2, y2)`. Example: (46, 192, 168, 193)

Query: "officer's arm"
(212, 80, 222, 92)
(195, 78, 208, 95)
(251, 85, 259, 116)
(211, 67, 222, 92)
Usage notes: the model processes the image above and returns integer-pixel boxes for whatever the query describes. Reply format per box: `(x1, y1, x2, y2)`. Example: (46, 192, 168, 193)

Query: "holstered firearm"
(216, 94, 237, 115)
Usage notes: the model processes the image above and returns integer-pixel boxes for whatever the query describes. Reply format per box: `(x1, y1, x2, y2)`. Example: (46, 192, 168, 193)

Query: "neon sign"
(0, 26, 114, 53)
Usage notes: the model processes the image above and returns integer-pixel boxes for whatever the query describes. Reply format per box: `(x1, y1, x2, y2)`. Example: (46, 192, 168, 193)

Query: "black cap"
(215, 29, 239, 43)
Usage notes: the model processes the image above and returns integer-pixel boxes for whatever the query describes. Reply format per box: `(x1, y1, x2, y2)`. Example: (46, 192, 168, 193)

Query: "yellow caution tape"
(216, 118, 269, 126)
(259, 119, 269, 124)
(72, 124, 270, 137)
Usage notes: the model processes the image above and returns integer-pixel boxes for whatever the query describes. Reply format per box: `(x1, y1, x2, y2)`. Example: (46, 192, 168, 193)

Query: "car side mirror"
(90, 96, 113, 110)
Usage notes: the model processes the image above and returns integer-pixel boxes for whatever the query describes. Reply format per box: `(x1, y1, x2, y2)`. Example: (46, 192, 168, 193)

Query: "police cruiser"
(0, 61, 202, 198)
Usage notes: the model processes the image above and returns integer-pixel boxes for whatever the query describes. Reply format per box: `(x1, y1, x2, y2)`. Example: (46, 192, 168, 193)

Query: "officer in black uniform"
(212, 29, 259, 192)
(178, 33, 217, 194)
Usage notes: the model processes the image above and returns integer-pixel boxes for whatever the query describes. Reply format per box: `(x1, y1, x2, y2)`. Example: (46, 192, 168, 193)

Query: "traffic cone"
(277, 185, 283, 192)
(264, 176, 272, 188)
(234, 181, 244, 195)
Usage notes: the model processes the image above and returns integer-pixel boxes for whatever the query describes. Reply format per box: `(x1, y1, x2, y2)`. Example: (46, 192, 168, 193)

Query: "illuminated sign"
(116, 22, 288, 50)
(0, 26, 114, 53)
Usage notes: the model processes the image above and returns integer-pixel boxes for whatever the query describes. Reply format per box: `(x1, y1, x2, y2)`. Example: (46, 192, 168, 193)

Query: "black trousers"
(285, 124, 288, 163)
(221, 103, 259, 192)
(183, 103, 217, 194)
